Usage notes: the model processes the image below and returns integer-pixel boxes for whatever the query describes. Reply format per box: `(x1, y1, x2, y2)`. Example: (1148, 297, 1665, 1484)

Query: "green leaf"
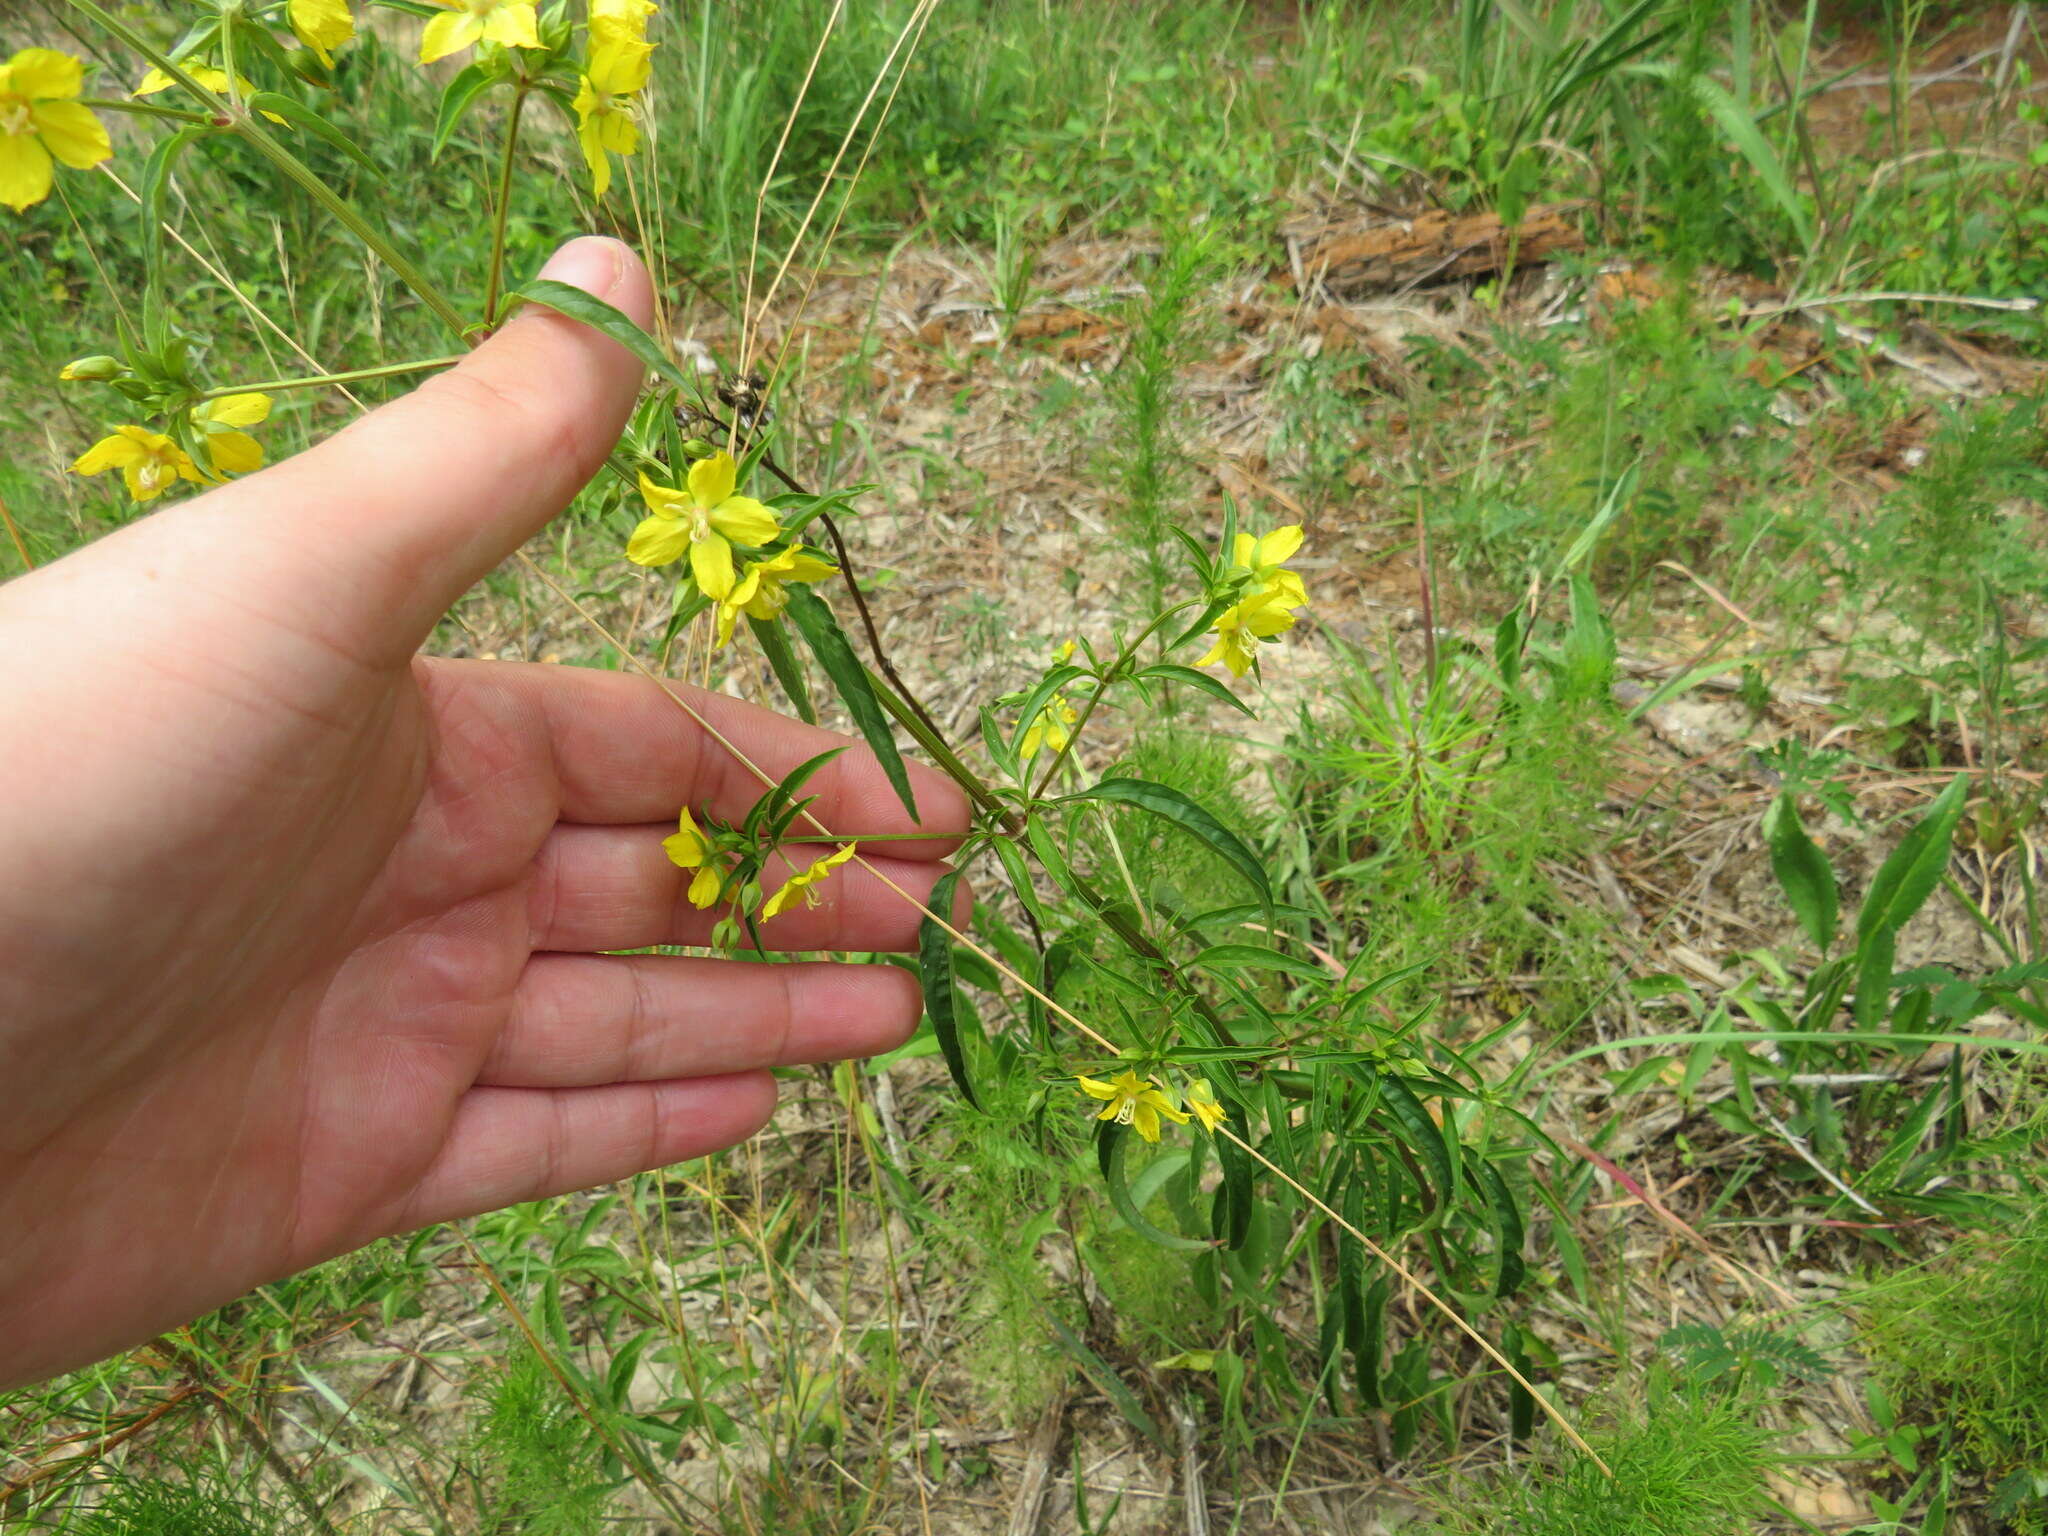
(516, 279, 694, 393)
(1192, 943, 1329, 984)
(748, 613, 814, 724)
(917, 871, 978, 1109)
(1475, 1160, 1527, 1298)
(1686, 72, 1815, 250)
(1361, 1066, 1454, 1210)
(782, 587, 920, 822)
(432, 63, 499, 160)
(1062, 777, 1269, 904)
(1858, 775, 1968, 943)
(1007, 664, 1089, 757)
(1097, 1124, 1211, 1251)
(247, 93, 383, 176)
(1136, 663, 1255, 716)
(1764, 792, 1837, 953)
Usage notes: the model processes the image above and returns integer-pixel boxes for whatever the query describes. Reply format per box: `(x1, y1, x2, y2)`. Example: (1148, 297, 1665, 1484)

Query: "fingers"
(530, 822, 971, 953)
(391, 1074, 777, 1233)
(216, 237, 656, 662)
(422, 657, 970, 842)
(475, 953, 922, 1087)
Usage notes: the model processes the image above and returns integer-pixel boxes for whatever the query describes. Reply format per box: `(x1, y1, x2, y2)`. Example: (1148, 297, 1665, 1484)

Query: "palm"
(0, 241, 965, 1389)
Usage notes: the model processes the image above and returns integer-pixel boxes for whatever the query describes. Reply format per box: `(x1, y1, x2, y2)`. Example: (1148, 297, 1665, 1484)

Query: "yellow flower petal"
(71, 430, 146, 475)
(8, 48, 84, 102)
(662, 806, 708, 867)
(1075, 1074, 1120, 1102)
(195, 392, 272, 429)
(709, 494, 780, 548)
(289, 0, 357, 68)
(201, 430, 264, 476)
(689, 528, 736, 600)
(687, 864, 723, 909)
(482, 2, 543, 49)
(589, 35, 653, 94)
(28, 100, 111, 171)
(625, 511, 691, 567)
(1131, 1101, 1161, 1142)
(419, 10, 483, 63)
(577, 116, 613, 199)
(0, 130, 54, 212)
(1253, 525, 1304, 568)
(687, 450, 736, 509)
(590, 0, 657, 44)
(636, 471, 689, 519)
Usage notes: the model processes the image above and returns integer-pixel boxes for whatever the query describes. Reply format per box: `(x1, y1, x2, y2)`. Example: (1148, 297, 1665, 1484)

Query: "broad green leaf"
(1764, 792, 1837, 953)
(783, 587, 919, 822)
(1097, 1123, 1210, 1252)
(1063, 777, 1269, 904)
(917, 871, 978, 1109)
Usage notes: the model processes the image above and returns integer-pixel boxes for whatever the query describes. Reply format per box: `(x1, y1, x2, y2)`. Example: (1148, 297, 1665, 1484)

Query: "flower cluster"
(662, 806, 857, 925)
(1198, 524, 1310, 677)
(70, 393, 275, 505)
(1075, 1070, 1229, 1143)
(574, 0, 657, 195)
(626, 451, 838, 647)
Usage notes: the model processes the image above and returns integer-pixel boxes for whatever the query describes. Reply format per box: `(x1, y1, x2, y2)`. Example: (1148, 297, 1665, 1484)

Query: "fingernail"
(536, 236, 625, 297)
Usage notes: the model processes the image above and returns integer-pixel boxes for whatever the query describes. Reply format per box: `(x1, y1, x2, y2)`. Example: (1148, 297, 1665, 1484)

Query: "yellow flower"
(1196, 524, 1309, 677)
(0, 49, 111, 215)
(1184, 1079, 1228, 1134)
(714, 543, 837, 647)
(572, 36, 652, 198)
(289, 0, 357, 69)
(661, 806, 725, 909)
(71, 426, 205, 504)
(1076, 1070, 1191, 1144)
(420, 0, 542, 64)
(190, 393, 272, 477)
(761, 842, 855, 921)
(626, 453, 782, 598)
(1018, 694, 1079, 760)
(590, 0, 657, 46)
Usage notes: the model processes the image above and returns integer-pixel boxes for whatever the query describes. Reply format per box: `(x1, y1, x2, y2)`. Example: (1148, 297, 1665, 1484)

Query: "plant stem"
(65, 0, 471, 341)
(483, 84, 531, 327)
(201, 356, 465, 398)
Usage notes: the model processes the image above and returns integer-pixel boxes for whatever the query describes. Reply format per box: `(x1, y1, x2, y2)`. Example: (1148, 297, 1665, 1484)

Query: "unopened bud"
(680, 436, 714, 459)
(59, 355, 124, 383)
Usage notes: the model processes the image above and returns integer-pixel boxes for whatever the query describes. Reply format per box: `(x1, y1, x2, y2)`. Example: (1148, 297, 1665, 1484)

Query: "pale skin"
(0, 238, 969, 1389)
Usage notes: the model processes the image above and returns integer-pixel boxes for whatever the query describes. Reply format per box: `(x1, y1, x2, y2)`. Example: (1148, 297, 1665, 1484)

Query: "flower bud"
(680, 437, 715, 460)
(59, 355, 124, 383)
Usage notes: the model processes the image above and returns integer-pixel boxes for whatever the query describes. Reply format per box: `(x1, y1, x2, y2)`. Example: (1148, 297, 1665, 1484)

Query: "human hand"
(0, 238, 968, 1389)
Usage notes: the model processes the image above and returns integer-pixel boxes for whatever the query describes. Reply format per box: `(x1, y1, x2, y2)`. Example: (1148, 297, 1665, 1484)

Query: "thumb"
(225, 236, 656, 658)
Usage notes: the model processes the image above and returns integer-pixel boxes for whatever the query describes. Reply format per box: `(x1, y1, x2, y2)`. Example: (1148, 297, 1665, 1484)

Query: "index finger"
(425, 657, 971, 854)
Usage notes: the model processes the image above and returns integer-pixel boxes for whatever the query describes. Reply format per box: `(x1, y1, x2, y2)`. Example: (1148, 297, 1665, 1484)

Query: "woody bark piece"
(1293, 203, 1587, 295)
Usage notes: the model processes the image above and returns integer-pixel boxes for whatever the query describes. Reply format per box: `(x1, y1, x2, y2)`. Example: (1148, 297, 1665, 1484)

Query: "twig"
(1742, 290, 2040, 317)
(1006, 1387, 1068, 1536)
(1175, 1397, 1211, 1536)
(1757, 1109, 1885, 1218)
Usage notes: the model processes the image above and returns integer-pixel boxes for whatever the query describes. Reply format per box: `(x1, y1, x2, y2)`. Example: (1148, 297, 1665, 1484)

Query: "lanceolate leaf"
(782, 587, 920, 822)
(748, 613, 814, 724)
(1763, 791, 1837, 953)
(1192, 943, 1330, 983)
(1063, 777, 1269, 904)
(433, 63, 499, 160)
(248, 93, 383, 176)
(1475, 1159, 1527, 1298)
(516, 279, 695, 394)
(917, 871, 978, 1110)
(1858, 774, 1969, 944)
(1097, 1123, 1211, 1252)
(1358, 1065, 1455, 1211)
(1137, 663, 1256, 716)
